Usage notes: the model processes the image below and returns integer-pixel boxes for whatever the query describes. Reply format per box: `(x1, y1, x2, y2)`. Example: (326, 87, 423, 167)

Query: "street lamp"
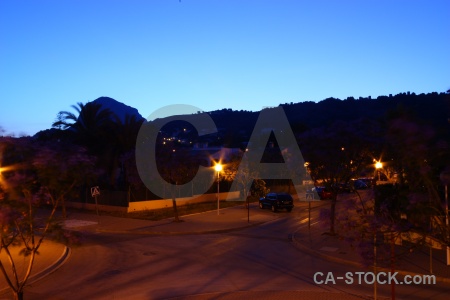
(371, 158, 382, 298)
(304, 162, 309, 177)
(215, 163, 223, 215)
(375, 161, 382, 181)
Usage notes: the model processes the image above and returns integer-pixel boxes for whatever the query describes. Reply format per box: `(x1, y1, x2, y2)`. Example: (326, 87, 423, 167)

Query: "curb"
(0, 245, 71, 295)
(28, 246, 71, 285)
(291, 228, 450, 284)
(95, 219, 275, 236)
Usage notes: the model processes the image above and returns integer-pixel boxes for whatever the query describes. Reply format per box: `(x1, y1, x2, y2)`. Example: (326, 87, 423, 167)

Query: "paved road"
(6, 202, 450, 300)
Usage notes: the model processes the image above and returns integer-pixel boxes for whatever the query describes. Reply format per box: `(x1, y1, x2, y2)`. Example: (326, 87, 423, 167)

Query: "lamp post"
(440, 170, 450, 265)
(215, 163, 223, 215)
(303, 162, 312, 227)
(371, 159, 383, 297)
(375, 161, 382, 182)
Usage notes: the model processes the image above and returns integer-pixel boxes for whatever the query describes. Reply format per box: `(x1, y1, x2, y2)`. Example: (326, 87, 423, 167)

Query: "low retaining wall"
(66, 191, 241, 213)
(127, 191, 241, 212)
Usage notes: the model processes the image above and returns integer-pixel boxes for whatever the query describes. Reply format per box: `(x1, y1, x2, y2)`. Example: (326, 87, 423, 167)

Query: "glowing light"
(214, 163, 223, 172)
(375, 161, 382, 169)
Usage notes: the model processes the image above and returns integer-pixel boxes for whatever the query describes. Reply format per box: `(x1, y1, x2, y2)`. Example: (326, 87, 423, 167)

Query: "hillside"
(91, 97, 145, 123)
(35, 92, 450, 146)
(199, 92, 450, 147)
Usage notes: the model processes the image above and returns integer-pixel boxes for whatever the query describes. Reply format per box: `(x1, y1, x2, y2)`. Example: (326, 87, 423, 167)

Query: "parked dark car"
(259, 192, 294, 212)
(355, 177, 375, 188)
(351, 179, 369, 190)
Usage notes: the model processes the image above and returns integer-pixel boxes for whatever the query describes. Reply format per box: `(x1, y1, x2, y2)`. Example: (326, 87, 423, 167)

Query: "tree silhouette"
(382, 115, 450, 245)
(223, 153, 256, 203)
(52, 101, 116, 155)
(113, 115, 145, 188)
(0, 137, 85, 300)
(223, 153, 269, 207)
(52, 101, 132, 188)
(33, 141, 97, 218)
(155, 147, 201, 222)
(299, 119, 379, 234)
(52, 102, 114, 134)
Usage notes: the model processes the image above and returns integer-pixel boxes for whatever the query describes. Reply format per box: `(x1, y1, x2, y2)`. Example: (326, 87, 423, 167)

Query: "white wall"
(127, 191, 241, 212)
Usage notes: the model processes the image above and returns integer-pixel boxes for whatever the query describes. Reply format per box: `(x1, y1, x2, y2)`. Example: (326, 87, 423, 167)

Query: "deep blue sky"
(1, 0, 449, 136)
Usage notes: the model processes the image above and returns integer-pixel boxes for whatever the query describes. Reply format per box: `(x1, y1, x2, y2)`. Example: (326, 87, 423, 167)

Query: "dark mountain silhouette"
(281, 92, 449, 130)
(91, 97, 145, 123)
(35, 92, 449, 145)
(174, 92, 450, 148)
(134, 91, 450, 149)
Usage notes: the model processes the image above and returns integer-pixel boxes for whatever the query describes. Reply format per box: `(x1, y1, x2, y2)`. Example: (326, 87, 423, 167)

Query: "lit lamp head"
(375, 161, 382, 169)
(214, 163, 223, 172)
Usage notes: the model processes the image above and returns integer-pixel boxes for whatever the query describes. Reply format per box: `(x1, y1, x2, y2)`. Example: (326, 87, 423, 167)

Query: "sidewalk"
(0, 239, 69, 292)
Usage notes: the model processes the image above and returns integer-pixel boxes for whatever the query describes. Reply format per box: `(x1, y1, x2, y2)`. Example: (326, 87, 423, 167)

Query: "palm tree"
(53, 102, 147, 189)
(52, 102, 115, 145)
(53, 102, 118, 187)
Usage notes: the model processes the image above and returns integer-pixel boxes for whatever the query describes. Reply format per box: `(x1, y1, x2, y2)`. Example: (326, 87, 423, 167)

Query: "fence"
(66, 190, 241, 213)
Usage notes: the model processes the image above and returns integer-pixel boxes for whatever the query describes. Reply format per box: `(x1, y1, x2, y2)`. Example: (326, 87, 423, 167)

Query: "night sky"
(1, 0, 449, 136)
